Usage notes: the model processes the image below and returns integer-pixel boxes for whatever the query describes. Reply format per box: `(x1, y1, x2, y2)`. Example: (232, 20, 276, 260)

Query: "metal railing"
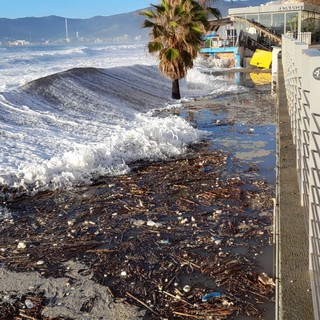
(286, 31, 312, 45)
(231, 16, 282, 44)
(281, 34, 320, 320)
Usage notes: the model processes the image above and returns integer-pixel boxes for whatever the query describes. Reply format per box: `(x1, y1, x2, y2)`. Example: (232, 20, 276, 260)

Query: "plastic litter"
(159, 239, 170, 244)
(25, 299, 34, 308)
(201, 292, 223, 302)
(147, 220, 162, 228)
(183, 285, 191, 293)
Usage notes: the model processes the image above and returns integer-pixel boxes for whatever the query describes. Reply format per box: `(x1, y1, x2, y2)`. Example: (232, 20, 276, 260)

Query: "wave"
(3, 44, 147, 66)
(0, 65, 201, 196)
(3, 47, 89, 66)
(0, 44, 155, 92)
(82, 43, 146, 53)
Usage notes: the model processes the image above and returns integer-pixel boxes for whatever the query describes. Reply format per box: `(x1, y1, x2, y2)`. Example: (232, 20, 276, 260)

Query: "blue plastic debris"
(201, 292, 223, 302)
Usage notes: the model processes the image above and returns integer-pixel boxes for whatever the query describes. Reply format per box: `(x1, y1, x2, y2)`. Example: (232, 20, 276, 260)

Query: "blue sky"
(1, 0, 153, 19)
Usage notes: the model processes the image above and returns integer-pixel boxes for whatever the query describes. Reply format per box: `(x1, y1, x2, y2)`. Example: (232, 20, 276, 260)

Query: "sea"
(0, 42, 249, 213)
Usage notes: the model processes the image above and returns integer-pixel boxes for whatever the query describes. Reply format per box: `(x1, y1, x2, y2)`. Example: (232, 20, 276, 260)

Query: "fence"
(286, 31, 312, 45)
(281, 34, 320, 319)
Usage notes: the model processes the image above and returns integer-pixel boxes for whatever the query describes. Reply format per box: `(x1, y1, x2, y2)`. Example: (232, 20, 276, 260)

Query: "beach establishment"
(201, 0, 320, 69)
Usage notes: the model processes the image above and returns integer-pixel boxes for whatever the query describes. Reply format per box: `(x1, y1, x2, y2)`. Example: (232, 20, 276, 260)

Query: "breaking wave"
(0, 65, 201, 195)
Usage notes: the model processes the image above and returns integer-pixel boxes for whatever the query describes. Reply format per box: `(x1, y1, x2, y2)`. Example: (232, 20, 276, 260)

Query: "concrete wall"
(281, 34, 320, 320)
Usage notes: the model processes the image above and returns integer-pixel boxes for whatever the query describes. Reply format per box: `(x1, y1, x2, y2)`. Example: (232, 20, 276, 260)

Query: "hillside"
(0, 0, 268, 44)
(0, 11, 148, 43)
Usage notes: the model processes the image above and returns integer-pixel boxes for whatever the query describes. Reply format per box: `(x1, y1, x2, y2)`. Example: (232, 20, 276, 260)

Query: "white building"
(228, 1, 320, 44)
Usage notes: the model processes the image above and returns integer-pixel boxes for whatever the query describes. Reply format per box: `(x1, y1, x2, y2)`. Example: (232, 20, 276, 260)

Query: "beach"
(0, 74, 276, 319)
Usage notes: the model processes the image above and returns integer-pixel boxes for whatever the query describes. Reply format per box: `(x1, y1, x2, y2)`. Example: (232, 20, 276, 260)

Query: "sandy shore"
(0, 261, 145, 319)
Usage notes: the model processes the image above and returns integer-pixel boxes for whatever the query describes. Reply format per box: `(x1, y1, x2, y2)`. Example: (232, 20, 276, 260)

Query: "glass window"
(302, 11, 317, 32)
(316, 13, 320, 42)
(286, 12, 299, 32)
(302, 11, 320, 43)
(259, 14, 272, 29)
(272, 13, 285, 35)
(246, 14, 258, 23)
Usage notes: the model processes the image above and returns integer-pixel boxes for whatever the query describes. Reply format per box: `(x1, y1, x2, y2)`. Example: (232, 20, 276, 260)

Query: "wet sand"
(0, 75, 276, 319)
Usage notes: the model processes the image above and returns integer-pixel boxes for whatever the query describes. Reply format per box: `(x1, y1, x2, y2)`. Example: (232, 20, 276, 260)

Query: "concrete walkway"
(277, 56, 314, 319)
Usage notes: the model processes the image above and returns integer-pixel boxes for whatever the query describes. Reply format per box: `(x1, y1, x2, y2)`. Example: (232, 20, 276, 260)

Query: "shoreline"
(0, 83, 276, 319)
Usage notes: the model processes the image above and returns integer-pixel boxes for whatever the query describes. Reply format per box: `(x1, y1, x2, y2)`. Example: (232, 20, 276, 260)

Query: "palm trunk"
(171, 79, 181, 99)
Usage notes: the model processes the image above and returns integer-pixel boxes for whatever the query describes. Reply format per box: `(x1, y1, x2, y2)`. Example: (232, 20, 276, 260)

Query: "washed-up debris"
(201, 292, 224, 302)
(0, 292, 47, 320)
(259, 272, 276, 287)
(0, 144, 275, 319)
(17, 241, 27, 249)
(213, 119, 235, 126)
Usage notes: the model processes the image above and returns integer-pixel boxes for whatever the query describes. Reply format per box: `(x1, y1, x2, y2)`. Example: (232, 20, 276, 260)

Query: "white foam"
(0, 111, 200, 191)
(185, 67, 247, 97)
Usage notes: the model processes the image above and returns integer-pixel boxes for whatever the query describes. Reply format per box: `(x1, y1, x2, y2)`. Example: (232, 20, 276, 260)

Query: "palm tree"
(141, 0, 220, 99)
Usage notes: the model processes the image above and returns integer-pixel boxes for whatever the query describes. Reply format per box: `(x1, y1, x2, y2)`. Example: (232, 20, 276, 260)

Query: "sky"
(0, 0, 154, 19)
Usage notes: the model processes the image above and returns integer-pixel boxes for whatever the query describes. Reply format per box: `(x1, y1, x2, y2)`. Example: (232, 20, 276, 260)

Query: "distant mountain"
(0, 0, 268, 44)
(0, 11, 148, 43)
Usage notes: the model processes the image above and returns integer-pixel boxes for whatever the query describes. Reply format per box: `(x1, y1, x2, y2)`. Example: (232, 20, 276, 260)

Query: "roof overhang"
(228, 2, 320, 15)
(207, 18, 233, 32)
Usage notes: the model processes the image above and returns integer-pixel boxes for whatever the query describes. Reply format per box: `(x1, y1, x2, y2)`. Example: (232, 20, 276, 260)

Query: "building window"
(246, 14, 258, 23)
(259, 14, 272, 29)
(302, 11, 320, 42)
(286, 12, 299, 32)
(272, 13, 285, 35)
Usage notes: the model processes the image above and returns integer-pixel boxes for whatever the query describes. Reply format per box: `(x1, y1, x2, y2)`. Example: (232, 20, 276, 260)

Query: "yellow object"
(250, 49, 272, 69)
(250, 72, 272, 85)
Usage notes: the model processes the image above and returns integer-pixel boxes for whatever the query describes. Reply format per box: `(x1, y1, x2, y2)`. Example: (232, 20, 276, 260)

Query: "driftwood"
(0, 145, 275, 319)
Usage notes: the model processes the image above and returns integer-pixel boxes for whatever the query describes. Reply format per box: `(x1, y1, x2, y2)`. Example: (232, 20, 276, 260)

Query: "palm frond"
(207, 7, 221, 19)
(174, 6, 185, 17)
(148, 41, 163, 53)
(140, 9, 155, 18)
(190, 25, 204, 34)
(164, 48, 180, 61)
(161, 0, 170, 13)
(142, 19, 155, 28)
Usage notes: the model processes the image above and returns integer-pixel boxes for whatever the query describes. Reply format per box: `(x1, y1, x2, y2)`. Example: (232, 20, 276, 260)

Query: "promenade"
(277, 56, 314, 319)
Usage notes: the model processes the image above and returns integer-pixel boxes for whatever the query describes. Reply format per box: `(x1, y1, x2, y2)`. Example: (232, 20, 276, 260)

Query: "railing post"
(272, 46, 281, 94)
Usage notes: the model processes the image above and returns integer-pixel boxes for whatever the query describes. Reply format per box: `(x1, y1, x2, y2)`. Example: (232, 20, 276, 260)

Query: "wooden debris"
(126, 291, 160, 316)
(0, 146, 275, 319)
